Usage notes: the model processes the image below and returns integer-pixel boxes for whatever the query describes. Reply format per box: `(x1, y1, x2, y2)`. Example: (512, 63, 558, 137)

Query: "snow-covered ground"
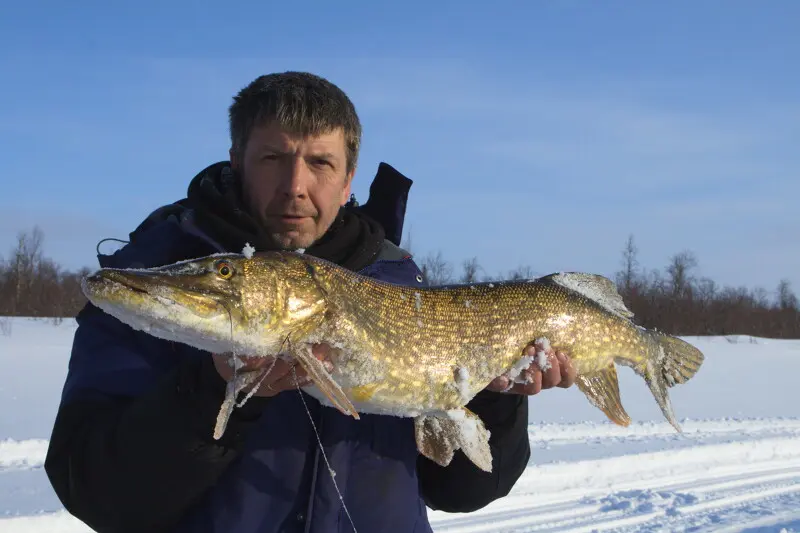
(1, 317, 799, 532)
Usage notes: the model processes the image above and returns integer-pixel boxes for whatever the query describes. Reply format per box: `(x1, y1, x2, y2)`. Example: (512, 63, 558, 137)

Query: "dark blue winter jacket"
(44, 165, 531, 533)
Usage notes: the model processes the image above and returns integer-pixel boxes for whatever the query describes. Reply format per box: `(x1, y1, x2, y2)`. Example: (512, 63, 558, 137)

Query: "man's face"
(232, 122, 353, 250)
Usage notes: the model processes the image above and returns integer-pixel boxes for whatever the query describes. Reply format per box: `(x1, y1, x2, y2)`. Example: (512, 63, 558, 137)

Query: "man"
(45, 71, 576, 533)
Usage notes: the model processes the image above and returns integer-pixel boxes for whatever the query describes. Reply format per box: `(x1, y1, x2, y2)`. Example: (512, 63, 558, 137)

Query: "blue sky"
(1, 1, 798, 296)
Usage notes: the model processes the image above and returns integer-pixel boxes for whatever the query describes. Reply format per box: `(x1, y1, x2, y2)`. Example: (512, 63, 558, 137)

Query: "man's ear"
(341, 168, 355, 205)
(229, 148, 240, 170)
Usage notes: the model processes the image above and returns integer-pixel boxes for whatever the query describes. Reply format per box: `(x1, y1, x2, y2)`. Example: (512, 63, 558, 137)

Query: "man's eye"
(313, 158, 332, 168)
(262, 154, 279, 161)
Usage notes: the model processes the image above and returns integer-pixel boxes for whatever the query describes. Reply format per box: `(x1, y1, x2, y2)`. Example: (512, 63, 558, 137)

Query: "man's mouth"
(275, 214, 312, 223)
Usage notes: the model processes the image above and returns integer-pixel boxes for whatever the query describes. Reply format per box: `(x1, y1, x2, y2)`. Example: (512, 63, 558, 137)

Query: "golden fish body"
(82, 251, 705, 472)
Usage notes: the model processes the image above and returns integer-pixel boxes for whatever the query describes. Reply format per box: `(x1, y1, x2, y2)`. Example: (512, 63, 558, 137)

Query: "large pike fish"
(81, 251, 704, 473)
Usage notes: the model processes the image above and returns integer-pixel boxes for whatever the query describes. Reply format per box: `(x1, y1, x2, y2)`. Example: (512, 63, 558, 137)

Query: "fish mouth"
(84, 269, 227, 319)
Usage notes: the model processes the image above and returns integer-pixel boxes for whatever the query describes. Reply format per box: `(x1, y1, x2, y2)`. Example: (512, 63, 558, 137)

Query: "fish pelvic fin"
(414, 408, 493, 473)
(639, 332, 705, 433)
(290, 343, 360, 420)
(575, 364, 631, 427)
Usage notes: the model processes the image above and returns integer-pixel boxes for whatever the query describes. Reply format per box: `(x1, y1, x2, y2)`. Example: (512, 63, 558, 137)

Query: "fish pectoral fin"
(289, 343, 360, 420)
(414, 408, 493, 473)
(575, 364, 632, 427)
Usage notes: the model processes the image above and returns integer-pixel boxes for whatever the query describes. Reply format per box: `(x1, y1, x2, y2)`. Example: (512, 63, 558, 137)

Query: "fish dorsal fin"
(541, 272, 634, 320)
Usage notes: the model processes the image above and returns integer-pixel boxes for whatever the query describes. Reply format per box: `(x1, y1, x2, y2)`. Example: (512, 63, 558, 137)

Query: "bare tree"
(777, 279, 798, 310)
(401, 225, 413, 255)
(460, 257, 482, 283)
(0, 226, 90, 318)
(420, 250, 452, 286)
(4, 226, 45, 315)
(752, 287, 770, 308)
(666, 250, 698, 298)
(696, 277, 717, 303)
(506, 265, 536, 281)
(615, 234, 640, 295)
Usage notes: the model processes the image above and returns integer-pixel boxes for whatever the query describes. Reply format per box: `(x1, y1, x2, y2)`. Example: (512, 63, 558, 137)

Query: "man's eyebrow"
(257, 144, 287, 154)
(309, 152, 337, 160)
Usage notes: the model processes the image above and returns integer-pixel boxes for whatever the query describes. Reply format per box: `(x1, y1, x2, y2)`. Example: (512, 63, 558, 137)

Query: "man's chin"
(269, 231, 315, 251)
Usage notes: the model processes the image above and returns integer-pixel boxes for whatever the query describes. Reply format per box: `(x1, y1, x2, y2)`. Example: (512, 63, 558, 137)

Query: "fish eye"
(215, 261, 234, 279)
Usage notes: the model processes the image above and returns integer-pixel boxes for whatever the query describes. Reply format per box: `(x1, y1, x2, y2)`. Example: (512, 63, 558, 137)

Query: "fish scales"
(309, 263, 642, 411)
(80, 251, 706, 473)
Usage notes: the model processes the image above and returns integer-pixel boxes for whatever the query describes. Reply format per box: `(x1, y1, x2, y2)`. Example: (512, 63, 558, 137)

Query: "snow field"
(1, 318, 799, 532)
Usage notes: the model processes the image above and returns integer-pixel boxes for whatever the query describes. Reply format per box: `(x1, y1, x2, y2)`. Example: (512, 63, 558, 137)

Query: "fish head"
(81, 252, 329, 355)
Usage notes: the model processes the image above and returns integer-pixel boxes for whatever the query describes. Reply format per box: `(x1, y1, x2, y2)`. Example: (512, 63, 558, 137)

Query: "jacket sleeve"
(44, 304, 269, 533)
(416, 389, 530, 512)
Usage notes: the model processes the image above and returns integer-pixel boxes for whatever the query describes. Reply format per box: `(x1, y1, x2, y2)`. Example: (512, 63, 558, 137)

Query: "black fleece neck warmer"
(184, 161, 386, 272)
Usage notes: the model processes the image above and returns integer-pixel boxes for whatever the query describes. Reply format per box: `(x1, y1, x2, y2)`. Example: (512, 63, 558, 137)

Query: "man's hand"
(212, 344, 333, 398)
(485, 338, 577, 395)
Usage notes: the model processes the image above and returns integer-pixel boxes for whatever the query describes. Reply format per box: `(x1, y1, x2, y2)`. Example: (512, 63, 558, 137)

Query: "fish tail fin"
(641, 332, 705, 432)
(651, 332, 705, 386)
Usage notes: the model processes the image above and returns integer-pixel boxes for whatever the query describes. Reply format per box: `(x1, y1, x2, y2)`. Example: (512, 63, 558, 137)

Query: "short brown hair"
(228, 71, 362, 174)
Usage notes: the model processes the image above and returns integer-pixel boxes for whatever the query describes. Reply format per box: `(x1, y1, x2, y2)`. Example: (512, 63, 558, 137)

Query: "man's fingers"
(311, 343, 331, 361)
(539, 350, 562, 389)
(261, 363, 311, 395)
(214, 352, 275, 374)
(484, 341, 577, 396)
(556, 350, 577, 388)
(486, 375, 512, 392)
(513, 368, 542, 395)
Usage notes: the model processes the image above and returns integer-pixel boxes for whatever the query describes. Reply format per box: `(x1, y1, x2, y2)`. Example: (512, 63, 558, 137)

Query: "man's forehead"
(250, 122, 345, 150)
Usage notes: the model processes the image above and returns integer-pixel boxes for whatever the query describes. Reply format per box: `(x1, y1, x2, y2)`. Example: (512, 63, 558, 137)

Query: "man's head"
(228, 71, 362, 250)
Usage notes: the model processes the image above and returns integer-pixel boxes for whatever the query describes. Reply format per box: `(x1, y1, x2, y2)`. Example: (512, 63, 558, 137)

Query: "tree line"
(0, 227, 90, 319)
(1, 227, 798, 338)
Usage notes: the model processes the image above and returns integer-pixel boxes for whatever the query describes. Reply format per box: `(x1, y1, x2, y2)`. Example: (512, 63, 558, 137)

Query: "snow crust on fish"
(506, 354, 535, 385)
(454, 366, 471, 402)
(80, 277, 270, 358)
(241, 243, 256, 259)
(534, 336, 552, 371)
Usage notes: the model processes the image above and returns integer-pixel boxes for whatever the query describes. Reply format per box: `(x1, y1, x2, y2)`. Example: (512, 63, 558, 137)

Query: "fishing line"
(220, 306, 355, 530)
(223, 303, 279, 408)
(237, 334, 295, 406)
(236, 357, 278, 407)
(293, 365, 358, 533)
(213, 304, 245, 439)
(227, 304, 240, 388)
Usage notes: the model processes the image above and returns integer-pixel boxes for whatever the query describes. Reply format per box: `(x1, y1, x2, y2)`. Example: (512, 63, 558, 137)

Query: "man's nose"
(279, 157, 310, 198)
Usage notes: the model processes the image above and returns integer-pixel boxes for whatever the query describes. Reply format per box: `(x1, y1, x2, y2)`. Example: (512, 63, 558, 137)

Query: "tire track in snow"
(4, 421, 800, 532)
(429, 428, 800, 532)
(528, 418, 800, 445)
(430, 464, 800, 532)
(0, 439, 48, 472)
